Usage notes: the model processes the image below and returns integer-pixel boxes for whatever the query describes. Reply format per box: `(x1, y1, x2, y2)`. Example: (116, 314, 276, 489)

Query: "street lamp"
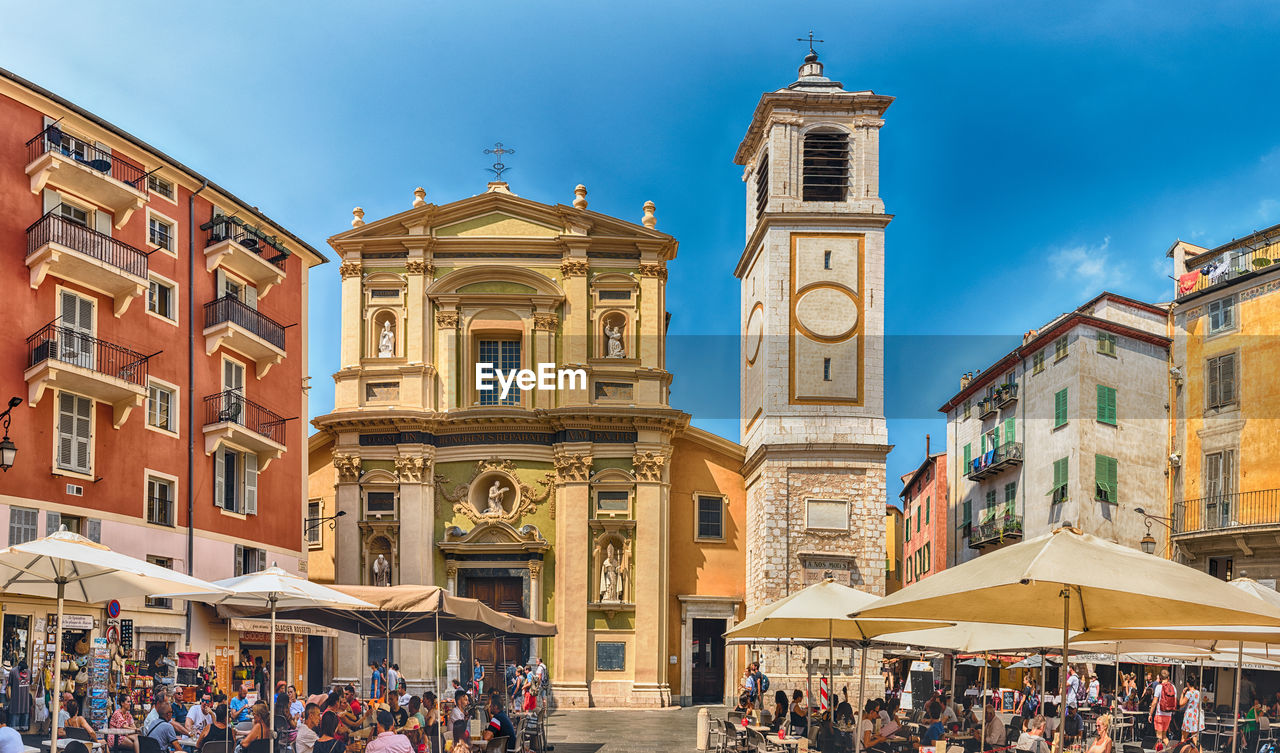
(1134, 507, 1172, 556)
(0, 396, 23, 471)
(304, 509, 346, 533)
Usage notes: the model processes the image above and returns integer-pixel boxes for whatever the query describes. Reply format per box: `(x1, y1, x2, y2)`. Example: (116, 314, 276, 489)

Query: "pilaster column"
(333, 452, 362, 683)
(445, 562, 461, 686)
(637, 264, 666, 367)
(552, 448, 592, 707)
(436, 309, 460, 410)
(630, 448, 671, 706)
(405, 254, 427, 364)
(532, 313, 558, 409)
(339, 258, 363, 368)
(560, 253, 589, 363)
(395, 447, 435, 689)
(528, 560, 544, 661)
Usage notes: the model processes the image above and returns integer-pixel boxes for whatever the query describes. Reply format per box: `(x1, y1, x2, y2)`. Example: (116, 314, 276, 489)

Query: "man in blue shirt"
(229, 686, 252, 724)
(148, 703, 183, 752)
(482, 695, 518, 753)
(473, 659, 485, 697)
(371, 662, 386, 701)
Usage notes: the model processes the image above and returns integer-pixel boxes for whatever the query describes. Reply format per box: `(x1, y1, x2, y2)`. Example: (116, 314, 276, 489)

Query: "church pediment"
(436, 212, 560, 238)
(438, 521, 549, 555)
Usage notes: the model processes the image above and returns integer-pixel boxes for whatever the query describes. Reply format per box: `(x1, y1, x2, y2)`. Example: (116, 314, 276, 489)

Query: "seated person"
(983, 704, 1006, 751)
(146, 703, 183, 752)
(482, 695, 517, 753)
(789, 690, 809, 737)
(859, 702, 892, 753)
(920, 719, 947, 747)
(1016, 715, 1051, 753)
(732, 693, 754, 717)
(63, 699, 99, 743)
(770, 691, 790, 733)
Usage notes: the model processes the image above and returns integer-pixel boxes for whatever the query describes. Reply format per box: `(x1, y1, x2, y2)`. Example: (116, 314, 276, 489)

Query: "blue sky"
(7, 1, 1280, 503)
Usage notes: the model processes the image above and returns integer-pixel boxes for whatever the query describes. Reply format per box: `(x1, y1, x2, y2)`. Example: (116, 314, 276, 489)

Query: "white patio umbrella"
(0, 528, 231, 752)
(158, 564, 374, 740)
(852, 527, 1280, 753)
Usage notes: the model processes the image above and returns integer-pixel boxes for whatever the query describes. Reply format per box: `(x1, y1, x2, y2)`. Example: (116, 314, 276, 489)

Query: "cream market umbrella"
(159, 564, 374, 740)
(851, 527, 1280, 753)
(726, 577, 946, 751)
(0, 528, 230, 752)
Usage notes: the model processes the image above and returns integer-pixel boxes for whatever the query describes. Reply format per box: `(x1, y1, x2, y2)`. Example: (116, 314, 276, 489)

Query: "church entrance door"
(465, 576, 526, 696)
(691, 618, 726, 704)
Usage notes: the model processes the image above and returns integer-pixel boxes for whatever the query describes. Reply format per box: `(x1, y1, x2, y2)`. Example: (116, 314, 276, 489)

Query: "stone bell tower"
(735, 50, 893, 622)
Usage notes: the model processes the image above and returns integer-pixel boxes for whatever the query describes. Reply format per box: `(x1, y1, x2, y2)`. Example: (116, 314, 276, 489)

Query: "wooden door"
(465, 577, 526, 697)
(691, 618, 726, 704)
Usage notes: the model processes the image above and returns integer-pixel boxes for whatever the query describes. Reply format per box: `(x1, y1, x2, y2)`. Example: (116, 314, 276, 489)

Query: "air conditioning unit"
(66, 484, 84, 496)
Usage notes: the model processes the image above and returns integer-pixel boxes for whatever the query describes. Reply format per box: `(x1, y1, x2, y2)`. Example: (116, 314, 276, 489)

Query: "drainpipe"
(185, 180, 209, 650)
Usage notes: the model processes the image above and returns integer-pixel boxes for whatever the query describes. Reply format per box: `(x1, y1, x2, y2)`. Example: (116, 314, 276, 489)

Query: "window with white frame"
(56, 392, 92, 474)
(8, 506, 38, 545)
(235, 545, 266, 576)
(148, 214, 174, 252)
(214, 445, 257, 515)
(57, 201, 89, 226)
(148, 277, 175, 320)
(147, 381, 175, 433)
(147, 175, 175, 201)
(695, 495, 725, 540)
(147, 475, 175, 527)
(145, 556, 174, 608)
(805, 499, 849, 530)
(1207, 296, 1235, 335)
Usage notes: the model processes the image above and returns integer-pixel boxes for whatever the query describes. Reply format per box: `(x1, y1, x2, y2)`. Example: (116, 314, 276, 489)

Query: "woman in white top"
(859, 702, 891, 753)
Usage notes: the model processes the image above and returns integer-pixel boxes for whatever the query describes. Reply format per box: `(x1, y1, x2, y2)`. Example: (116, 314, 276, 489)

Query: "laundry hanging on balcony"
(1177, 270, 1201, 294)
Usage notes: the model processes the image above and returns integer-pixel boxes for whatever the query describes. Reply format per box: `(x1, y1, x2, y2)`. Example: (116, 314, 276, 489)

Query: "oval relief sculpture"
(745, 302, 764, 364)
(794, 285, 858, 342)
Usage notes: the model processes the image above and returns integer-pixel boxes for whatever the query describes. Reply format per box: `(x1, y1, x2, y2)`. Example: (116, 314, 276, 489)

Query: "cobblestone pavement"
(545, 705, 717, 753)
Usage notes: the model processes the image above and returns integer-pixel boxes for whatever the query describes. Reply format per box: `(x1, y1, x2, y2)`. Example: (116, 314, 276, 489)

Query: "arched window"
(802, 130, 849, 201)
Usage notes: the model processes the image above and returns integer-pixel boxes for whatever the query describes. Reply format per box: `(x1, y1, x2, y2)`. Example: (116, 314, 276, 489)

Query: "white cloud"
(1048, 236, 1118, 294)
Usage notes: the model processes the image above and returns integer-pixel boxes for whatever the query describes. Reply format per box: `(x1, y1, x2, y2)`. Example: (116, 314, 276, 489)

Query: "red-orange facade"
(0, 68, 325, 653)
(900, 450, 948, 585)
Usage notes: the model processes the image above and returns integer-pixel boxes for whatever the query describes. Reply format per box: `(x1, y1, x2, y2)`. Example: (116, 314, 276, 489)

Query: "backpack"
(758, 673, 770, 694)
(1159, 682, 1177, 712)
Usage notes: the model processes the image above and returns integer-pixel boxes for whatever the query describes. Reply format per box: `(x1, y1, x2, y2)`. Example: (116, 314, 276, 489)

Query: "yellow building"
(1168, 226, 1280, 580)
(884, 504, 904, 594)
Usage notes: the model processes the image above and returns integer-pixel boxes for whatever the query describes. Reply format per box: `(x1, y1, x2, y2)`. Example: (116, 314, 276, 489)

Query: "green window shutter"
(961, 500, 971, 525)
(1051, 457, 1069, 503)
(1054, 388, 1068, 427)
(925, 498, 930, 525)
(1004, 417, 1015, 444)
(964, 443, 972, 467)
(993, 426, 1001, 447)
(980, 434, 986, 454)
(1005, 482, 1017, 504)
(1094, 455, 1118, 503)
(1096, 385, 1117, 425)
(1108, 455, 1119, 503)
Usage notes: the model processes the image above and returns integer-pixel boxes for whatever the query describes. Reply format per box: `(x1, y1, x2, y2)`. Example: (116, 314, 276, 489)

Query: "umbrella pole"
(807, 646, 814, 720)
(981, 652, 988, 753)
(828, 622, 834, 719)
(51, 576, 64, 751)
(856, 642, 868, 753)
(436, 611, 443, 753)
(1233, 641, 1243, 753)
(269, 596, 277, 741)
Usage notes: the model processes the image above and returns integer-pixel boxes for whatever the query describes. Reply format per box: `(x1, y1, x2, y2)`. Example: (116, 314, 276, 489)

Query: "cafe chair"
(198, 741, 234, 753)
(64, 729, 93, 742)
(137, 736, 164, 753)
(483, 736, 508, 753)
(63, 742, 91, 753)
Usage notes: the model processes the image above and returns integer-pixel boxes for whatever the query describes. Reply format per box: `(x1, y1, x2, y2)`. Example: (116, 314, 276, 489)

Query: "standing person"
(5, 662, 28, 733)
(1066, 666, 1081, 712)
(743, 667, 757, 706)
(1021, 678, 1038, 720)
(385, 663, 399, 704)
(1180, 676, 1203, 748)
(371, 662, 387, 703)
(534, 657, 548, 708)
(253, 657, 268, 701)
(1088, 674, 1101, 707)
(472, 660, 484, 699)
(422, 693, 440, 753)
(1150, 669, 1177, 750)
(751, 663, 769, 710)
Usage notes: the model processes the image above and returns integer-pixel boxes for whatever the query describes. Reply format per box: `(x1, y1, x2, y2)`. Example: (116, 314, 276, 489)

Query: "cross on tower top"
(796, 31, 824, 56)
(483, 142, 515, 180)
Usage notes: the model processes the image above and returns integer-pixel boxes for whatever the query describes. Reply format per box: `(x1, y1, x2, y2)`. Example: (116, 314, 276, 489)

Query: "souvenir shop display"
(124, 659, 154, 717)
(87, 638, 109, 729)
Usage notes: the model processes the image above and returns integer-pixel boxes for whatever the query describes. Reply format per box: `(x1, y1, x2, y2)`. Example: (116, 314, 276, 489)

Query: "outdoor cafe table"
(747, 726, 807, 748)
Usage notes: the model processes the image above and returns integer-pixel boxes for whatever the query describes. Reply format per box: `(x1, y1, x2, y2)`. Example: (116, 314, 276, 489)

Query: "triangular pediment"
(436, 211, 560, 238)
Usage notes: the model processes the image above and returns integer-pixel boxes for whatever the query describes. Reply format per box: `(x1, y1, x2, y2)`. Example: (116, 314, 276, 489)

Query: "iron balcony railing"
(147, 495, 175, 527)
(26, 323, 149, 386)
(966, 441, 1024, 481)
(204, 295, 286, 350)
(970, 514, 1024, 550)
(977, 397, 998, 419)
(26, 125, 149, 192)
(994, 382, 1019, 408)
(27, 210, 149, 279)
(204, 389, 286, 444)
(203, 216, 289, 269)
(1172, 488, 1280, 535)
(1178, 244, 1280, 299)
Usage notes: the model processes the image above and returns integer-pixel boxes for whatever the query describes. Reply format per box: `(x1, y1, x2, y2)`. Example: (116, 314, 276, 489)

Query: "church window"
(477, 339, 521, 406)
(695, 495, 725, 540)
(823, 250, 832, 270)
(802, 130, 849, 202)
(755, 150, 770, 218)
(366, 491, 396, 516)
(823, 358, 832, 381)
(596, 490, 629, 513)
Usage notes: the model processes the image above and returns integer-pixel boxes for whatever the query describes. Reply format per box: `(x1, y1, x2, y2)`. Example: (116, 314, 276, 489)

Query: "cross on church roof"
(797, 31, 824, 56)
(484, 142, 515, 180)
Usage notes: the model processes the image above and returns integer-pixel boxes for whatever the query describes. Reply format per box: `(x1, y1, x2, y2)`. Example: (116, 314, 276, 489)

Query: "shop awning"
(229, 618, 339, 638)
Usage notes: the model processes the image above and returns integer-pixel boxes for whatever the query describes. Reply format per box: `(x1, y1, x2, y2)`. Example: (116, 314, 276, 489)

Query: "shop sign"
(231, 619, 338, 638)
(53, 613, 95, 631)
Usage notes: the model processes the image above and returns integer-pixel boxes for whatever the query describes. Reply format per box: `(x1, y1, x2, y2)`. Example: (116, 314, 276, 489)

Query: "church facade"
(307, 51, 890, 707)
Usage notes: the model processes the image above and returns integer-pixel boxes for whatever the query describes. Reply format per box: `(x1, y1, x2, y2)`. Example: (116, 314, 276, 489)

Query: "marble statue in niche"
(372, 553, 391, 586)
(485, 479, 511, 515)
(604, 320, 625, 358)
(378, 320, 395, 357)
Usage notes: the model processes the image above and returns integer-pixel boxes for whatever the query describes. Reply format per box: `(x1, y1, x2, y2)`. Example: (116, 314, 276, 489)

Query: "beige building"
(941, 293, 1171, 566)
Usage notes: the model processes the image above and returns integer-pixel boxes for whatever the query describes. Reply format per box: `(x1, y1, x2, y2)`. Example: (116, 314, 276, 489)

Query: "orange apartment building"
(0, 67, 327, 694)
(899, 438, 947, 585)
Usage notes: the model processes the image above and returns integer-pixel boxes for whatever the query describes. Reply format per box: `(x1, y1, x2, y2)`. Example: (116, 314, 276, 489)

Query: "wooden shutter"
(1204, 452, 1222, 499)
(244, 453, 258, 515)
(42, 189, 60, 214)
(1004, 417, 1015, 444)
(94, 209, 113, 235)
(86, 519, 101, 543)
(963, 444, 971, 467)
(1054, 389, 1068, 426)
(1206, 358, 1221, 408)
(214, 448, 226, 511)
(1096, 385, 1117, 424)
(58, 392, 76, 469)
(234, 544, 244, 576)
(961, 500, 971, 526)
(46, 510, 61, 535)
(1221, 353, 1237, 404)
(980, 434, 987, 454)
(244, 283, 258, 311)
(1108, 457, 1119, 503)
(72, 395, 91, 472)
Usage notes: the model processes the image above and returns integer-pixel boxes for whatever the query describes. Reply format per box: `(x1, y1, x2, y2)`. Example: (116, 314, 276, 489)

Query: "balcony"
(203, 296, 286, 378)
(1178, 245, 1280, 300)
(1173, 489, 1280, 536)
(25, 126, 148, 227)
(977, 397, 997, 420)
(994, 382, 1018, 409)
(25, 323, 149, 428)
(27, 211, 149, 316)
(202, 217, 289, 298)
(966, 441, 1024, 481)
(202, 389, 287, 470)
(970, 506, 1023, 550)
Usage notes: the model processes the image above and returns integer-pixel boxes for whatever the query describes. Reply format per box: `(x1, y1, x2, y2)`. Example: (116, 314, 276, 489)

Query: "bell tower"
(735, 50, 893, 618)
